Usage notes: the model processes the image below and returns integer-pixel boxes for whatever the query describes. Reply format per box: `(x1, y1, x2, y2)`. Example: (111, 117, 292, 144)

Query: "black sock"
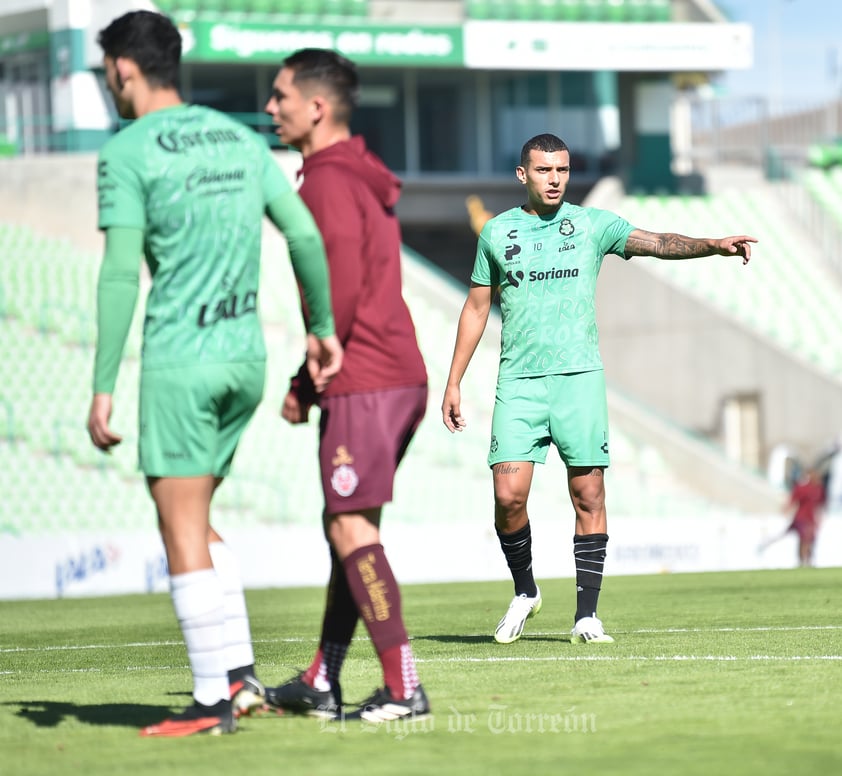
(227, 664, 255, 684)
(574, 533, 608, 622)
(497, 523, 538, 597)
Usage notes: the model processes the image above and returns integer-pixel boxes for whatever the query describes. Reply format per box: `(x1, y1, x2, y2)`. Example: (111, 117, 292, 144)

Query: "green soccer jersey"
(96, 104, 292, 370)
(472, 201, 635, 379)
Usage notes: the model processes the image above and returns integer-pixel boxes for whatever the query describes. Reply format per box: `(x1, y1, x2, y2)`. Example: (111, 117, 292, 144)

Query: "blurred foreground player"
(262, 48, 430, 723)
(442, 133, 756, 645)
(87, 11, 341, 736)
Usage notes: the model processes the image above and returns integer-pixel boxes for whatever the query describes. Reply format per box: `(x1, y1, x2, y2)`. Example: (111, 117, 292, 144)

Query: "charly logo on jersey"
(97, 160, 117, 208)
(330, 445, 359, 497)
(504, 230, 521, 262)
(503, 228, 525, 287)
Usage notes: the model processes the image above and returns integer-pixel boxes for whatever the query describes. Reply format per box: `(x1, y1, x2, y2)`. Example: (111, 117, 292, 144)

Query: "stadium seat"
(466, 0, 491, 19)
(557, 0, 583, 21)
(166, 0, 202, 12)
(604, 0, 625, 22)
(199, 0, 227, 13)
(320, 0, 345, 16)
(626, 0, 652, 22)
(344, 0, 368, 17)
(534, 0, 561, 20)
(580, 0, 607, 21)
(247, 0, 276, 14)
(650, 0, 671, 21)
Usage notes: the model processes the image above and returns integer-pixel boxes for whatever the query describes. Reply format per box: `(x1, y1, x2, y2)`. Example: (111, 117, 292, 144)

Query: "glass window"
(351, 72, 406, 172)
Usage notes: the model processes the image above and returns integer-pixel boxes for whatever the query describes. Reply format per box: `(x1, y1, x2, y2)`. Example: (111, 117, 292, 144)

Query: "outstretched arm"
(442, 283, 495, 433)
(624, 229, 757, 265)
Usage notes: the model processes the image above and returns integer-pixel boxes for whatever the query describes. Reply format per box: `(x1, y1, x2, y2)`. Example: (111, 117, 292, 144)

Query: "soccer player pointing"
(87, 11, 341, 736)
(443, 133, 754, 645)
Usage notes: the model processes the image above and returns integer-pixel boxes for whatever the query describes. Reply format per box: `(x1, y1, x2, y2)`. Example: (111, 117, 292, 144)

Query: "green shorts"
(488, 370, 609, 468)
(138, 360, 265, 477)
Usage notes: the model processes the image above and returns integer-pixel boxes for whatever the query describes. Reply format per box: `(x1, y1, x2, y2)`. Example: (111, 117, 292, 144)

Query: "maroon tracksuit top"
(290, 135, 427, 401)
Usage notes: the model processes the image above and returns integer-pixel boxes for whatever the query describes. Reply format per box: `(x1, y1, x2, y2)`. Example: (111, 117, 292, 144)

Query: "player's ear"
(515, 165, 527, 184)
(306, 94, 323, 124)
(114, 56, 133, 90)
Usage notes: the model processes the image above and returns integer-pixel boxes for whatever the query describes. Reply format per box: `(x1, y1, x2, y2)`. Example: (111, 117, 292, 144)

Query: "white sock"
(209, 541, 255, 674)
(170, 569, 229, 706)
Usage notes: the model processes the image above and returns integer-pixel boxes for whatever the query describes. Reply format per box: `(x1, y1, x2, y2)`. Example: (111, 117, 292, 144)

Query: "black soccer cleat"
(264, 673, 342, 719)
(340, 684, 431, 723)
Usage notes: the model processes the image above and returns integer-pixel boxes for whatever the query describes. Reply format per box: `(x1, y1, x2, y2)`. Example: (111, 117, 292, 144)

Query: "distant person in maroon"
(262, 48, 430, 723)
(786, 467, 826, 566)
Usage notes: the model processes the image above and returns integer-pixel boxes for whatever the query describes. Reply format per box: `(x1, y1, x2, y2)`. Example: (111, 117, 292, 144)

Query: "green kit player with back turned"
(87, 10, 342, 737)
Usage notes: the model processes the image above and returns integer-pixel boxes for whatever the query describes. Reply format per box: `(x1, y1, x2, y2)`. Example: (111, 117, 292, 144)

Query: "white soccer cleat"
(494, 588, 542, 644)
(571, 615, 614, 644)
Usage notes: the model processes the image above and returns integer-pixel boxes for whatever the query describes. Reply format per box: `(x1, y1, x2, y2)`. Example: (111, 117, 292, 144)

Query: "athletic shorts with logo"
(488, 370, 609, 468)
(139, 361, 265, 477)
(318, 385, 428, 514)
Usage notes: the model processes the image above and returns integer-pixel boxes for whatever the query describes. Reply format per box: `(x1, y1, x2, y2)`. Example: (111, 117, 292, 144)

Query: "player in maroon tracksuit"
(786, 468, 826, 567)
(263, 48, 430, 723)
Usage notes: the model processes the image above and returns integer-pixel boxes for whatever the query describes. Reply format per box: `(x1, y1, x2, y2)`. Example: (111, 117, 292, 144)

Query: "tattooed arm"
(624, 229, 757, 265)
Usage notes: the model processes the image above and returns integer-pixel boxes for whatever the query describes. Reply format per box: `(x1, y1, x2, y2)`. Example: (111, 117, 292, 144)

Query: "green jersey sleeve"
(93, 227, 143, 394)
(592, 208, 636, 258)
(97, 142, 146, 231)
(470, 223, 501, 287)
(261, 146, 293, 204)
(266, 191, 335, 338)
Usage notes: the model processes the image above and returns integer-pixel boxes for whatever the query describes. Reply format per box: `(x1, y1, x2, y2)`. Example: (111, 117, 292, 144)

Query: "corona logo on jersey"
(156, 127, 242, 154)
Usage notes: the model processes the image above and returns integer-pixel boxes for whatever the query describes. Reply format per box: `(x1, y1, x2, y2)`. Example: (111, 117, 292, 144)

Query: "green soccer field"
(2, 568, 841, 776)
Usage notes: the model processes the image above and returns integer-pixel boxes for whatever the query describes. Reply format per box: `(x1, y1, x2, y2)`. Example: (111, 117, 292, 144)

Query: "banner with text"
(179, 21, 462, 66)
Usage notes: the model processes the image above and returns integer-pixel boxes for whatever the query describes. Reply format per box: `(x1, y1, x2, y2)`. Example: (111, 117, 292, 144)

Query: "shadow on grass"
(7, 700, 176, 729)
(414, 633, 567, 644)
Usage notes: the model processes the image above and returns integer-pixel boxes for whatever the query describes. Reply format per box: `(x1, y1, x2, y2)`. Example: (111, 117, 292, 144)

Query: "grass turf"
(1, 568, 841, 775)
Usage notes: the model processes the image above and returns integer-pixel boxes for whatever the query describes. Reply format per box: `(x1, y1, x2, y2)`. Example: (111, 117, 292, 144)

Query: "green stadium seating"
(167, 0, 201, 11)
(604, 0, 625, 22)
(0, 214, 742, 538)
(650, 0, 671, 21)
(466, 0, 491, 19)
(616, 190, 842, 379)
(463, 0, 673, 22)
(152, 0, 369, 17)
(199, 0, 227, 13)
(534, 0, 559, 20)
(557, 0, 584, 21)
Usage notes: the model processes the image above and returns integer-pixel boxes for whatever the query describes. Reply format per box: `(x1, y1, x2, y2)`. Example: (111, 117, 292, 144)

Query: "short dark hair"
(283, 48, 359, 125)
(520, 133, 569, 167)
(97, 11, 181, 89)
